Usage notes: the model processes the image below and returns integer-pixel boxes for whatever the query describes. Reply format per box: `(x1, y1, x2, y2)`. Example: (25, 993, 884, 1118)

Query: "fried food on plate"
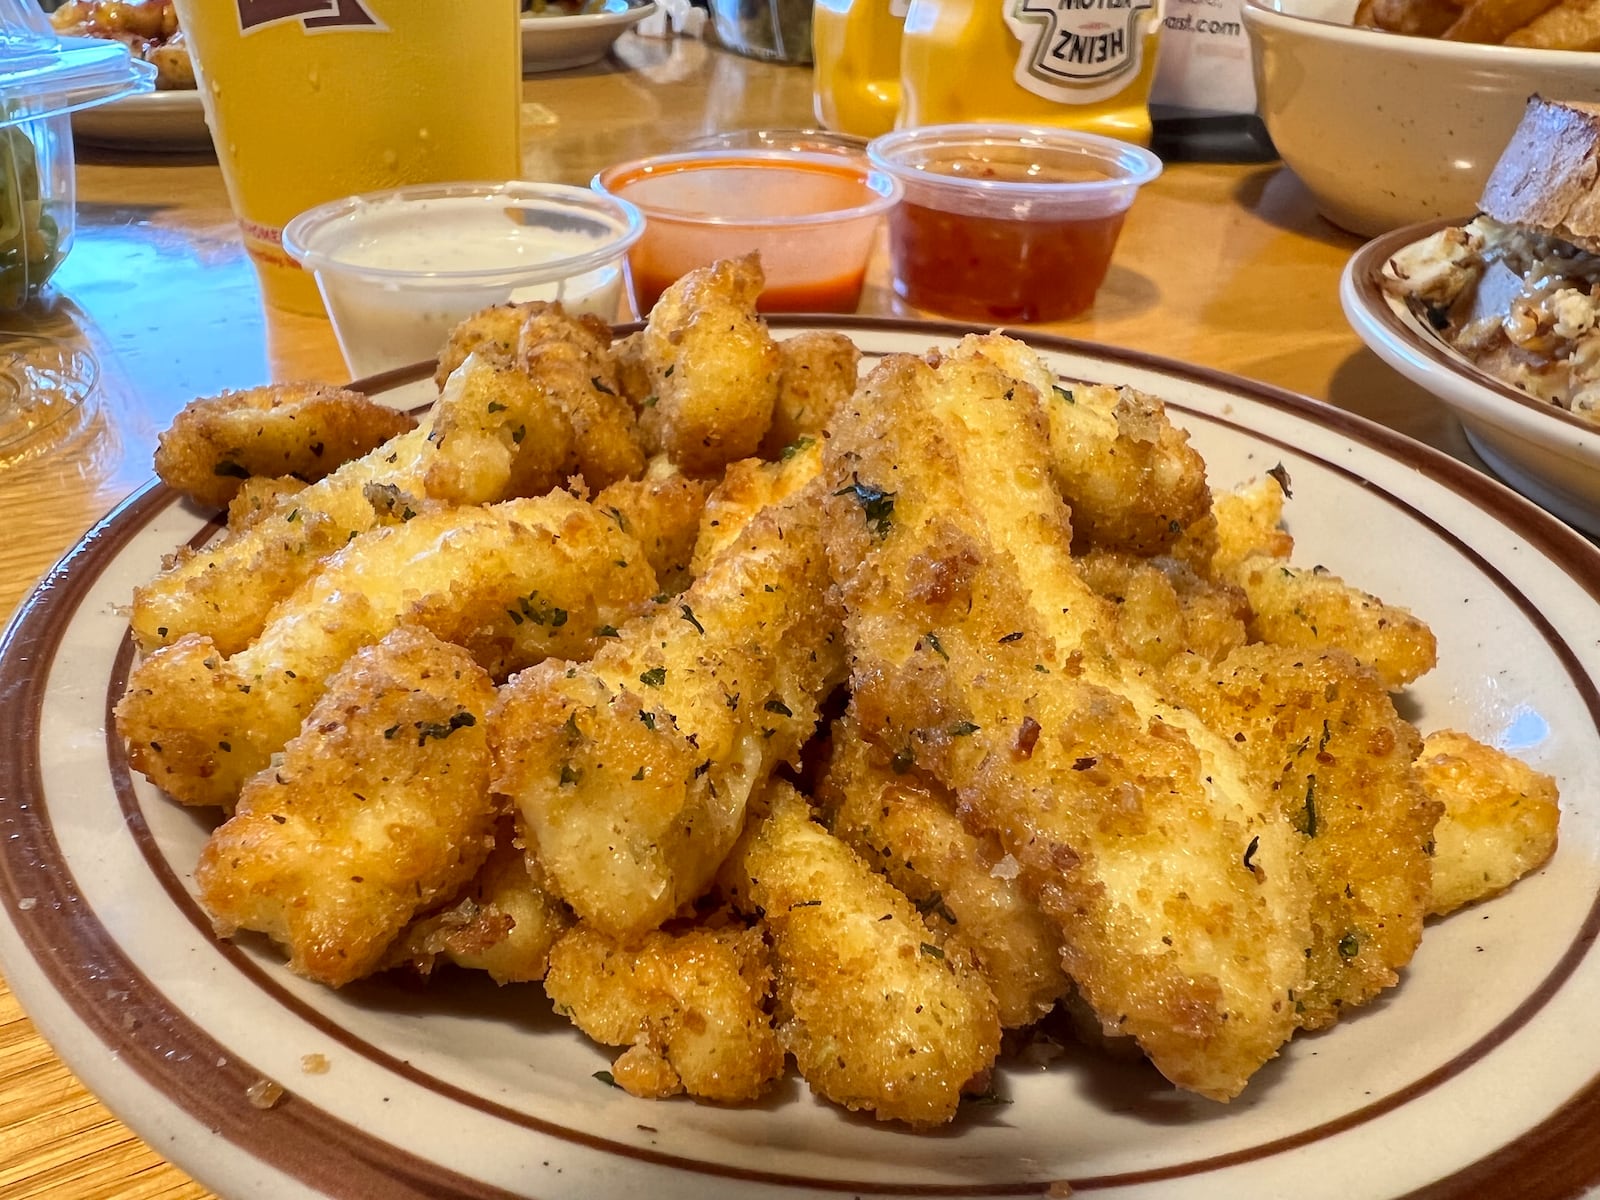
(491, 482, 843, 939)
(134, 309, 645, 656)
(823, 348, 1312, 1100)
(1077, 548, 1250, 669)
(1226, 556, 1438, 690)
(118, 493, 655, 809)
(818, 716, 1069, 1029)
(689, 435, 822, 575)
(759, 330, 863, 459)
(194, 628, 498, 988)
(1418, 730, 1560, 914)
(632, 254, 782, 476)
(1162, 645, 1439, 1030)
(591, 457, 713, 595)
(544, 921, 783, 1103)
(121, 269, 1565, 1127)
(434, 300, 541, 388)
(423, 351, 578, 506)
(721, 782, 1001, 1125)
(943, 333, 1213, 555)
(386, 816, 573, 985)
(154, 382, 416, 510)
(517, 305, 646, 490)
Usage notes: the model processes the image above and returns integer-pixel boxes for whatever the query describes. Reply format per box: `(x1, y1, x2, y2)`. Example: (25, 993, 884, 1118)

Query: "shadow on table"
(1234, 165, 1367, 250)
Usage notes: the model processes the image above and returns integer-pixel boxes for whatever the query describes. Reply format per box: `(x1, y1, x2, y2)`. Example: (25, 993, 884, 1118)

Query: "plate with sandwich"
(1342, 95, 1600, 536)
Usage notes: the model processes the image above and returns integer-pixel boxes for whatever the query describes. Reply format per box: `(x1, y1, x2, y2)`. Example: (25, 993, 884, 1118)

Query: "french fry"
(1443, 0, 1559, 41)
(1503, 0, 1600, 47)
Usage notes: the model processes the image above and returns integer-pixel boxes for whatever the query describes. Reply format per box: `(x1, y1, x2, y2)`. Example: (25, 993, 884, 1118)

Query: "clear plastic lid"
(0, 0, 155, 127)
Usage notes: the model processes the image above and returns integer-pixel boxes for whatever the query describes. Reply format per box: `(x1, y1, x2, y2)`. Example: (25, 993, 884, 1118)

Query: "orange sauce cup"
(593, 150, 900, 315)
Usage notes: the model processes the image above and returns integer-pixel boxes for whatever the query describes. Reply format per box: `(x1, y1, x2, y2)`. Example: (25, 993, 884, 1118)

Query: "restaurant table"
(0, 30, 1484, 1200)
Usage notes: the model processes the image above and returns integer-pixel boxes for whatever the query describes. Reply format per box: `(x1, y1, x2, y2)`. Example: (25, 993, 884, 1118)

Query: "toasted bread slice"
(1478, 95, 1600, 253)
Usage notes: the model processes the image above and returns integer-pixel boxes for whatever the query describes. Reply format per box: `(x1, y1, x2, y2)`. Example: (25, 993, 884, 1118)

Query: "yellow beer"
(900, 0, 1162, 145)
(172, 0, 524, 313)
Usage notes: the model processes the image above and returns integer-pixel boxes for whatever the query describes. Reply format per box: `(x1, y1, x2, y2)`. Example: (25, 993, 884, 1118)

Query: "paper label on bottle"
(1004, 0, 1159, 104)
(1148, 0, 1255, 115)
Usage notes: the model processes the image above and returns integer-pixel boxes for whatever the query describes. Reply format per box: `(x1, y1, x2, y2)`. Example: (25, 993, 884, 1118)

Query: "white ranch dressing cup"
(284, 181, 646, 379)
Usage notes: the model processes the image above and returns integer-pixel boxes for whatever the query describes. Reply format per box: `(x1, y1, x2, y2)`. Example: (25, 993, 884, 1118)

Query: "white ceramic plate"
(521, 0, 657, 72)
(4, 320, 1600, 1199)
(1340, 219, 1600, 537)
(71, 88, 213, 153)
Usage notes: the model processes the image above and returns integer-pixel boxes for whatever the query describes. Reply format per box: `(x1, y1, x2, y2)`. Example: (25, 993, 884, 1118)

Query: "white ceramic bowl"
(1340, 218, 1600, 534)
(1243, 0, 1600, 236)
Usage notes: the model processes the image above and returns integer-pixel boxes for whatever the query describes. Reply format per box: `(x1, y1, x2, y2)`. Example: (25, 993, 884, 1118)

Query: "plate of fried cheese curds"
(2, 257, 1599, 1200)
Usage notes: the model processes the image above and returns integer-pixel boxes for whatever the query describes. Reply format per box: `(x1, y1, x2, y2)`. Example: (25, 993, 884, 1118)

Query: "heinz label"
(1005, 0, 1158, 102)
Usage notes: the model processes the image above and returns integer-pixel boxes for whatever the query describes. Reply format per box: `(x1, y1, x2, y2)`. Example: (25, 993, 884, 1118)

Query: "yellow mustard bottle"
(812, 0, 907, 139)
(898, 0, 1163, 146)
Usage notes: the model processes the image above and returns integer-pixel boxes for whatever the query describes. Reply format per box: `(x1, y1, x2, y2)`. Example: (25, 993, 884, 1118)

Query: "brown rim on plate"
(1346, 217, 1600, 437)
(3, 319, 1600, 1197)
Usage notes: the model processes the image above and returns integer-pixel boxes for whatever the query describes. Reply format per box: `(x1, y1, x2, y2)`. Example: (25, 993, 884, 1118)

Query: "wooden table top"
(0, 31, 1482, 1200)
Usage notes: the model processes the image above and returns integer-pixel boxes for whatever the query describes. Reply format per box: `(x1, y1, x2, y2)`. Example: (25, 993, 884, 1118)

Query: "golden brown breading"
(118, 493, 656, 809)
(942, 333, 1212, 555)
(1162, 645, 1439, 1031)
(689, 437, 822, 576)
(1208, 475, 1295, 575)
(635, 254, 781, 476)
(818, 716, 1068, 1029)
(154, 382, 416, 510)
(131, 425, 437, 655)
(490, 483, 844, 939)
(385, 817, 573, 984)
(224, 475, 307, 534)
(543, 921, 783, 1103)
(758, 330, 862, 459)
(1077, 549, 1250, 669)
(517, 305, 646, 491)
(1418, 730, 1560, 915)
(194, 628, 499, 988)
(1230, 556, 1439, 690)
(433, 300, 541, 388)
(590, 457, 713, 595)
(424, 351, 577, 505)
(135, 321, 646, 656)
(822, 347, 1312, 1101)
(720, 782, 1000, 1127)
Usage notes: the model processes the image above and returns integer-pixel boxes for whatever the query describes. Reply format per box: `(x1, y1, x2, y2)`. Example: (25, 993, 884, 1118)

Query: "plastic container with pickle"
(0, 0, 153, 312)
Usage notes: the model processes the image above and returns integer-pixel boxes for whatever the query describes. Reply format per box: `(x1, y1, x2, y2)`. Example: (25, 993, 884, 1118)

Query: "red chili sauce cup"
(866, 124, 1162, 324)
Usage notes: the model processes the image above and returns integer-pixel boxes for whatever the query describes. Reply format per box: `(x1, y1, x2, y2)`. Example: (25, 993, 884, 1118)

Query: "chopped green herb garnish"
(640, 667, 666, 688)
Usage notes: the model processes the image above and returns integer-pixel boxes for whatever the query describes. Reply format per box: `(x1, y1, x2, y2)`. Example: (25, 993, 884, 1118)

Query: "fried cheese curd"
(130, 306, 653, 657)
(627, 252, 782, 476)
(123, 259, 1562, 1129)
(154, 382, 416, 509)
(117, 492, 655, 810)
(195, 627, 498, 988)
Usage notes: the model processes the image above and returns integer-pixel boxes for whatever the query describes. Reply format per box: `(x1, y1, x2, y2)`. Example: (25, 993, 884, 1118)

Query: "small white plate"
(4, 319, 1600, 1198)
(1341, 218, 1600, 537)
(521, 0, 657, 73)
(71, 89, 212, 154)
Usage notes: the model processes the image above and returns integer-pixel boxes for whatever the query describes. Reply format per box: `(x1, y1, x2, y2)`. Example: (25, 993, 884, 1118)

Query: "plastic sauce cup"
(593, 149, 900, 315)
(866, 124, 1162, 323)
(283, 181, 644, 380)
